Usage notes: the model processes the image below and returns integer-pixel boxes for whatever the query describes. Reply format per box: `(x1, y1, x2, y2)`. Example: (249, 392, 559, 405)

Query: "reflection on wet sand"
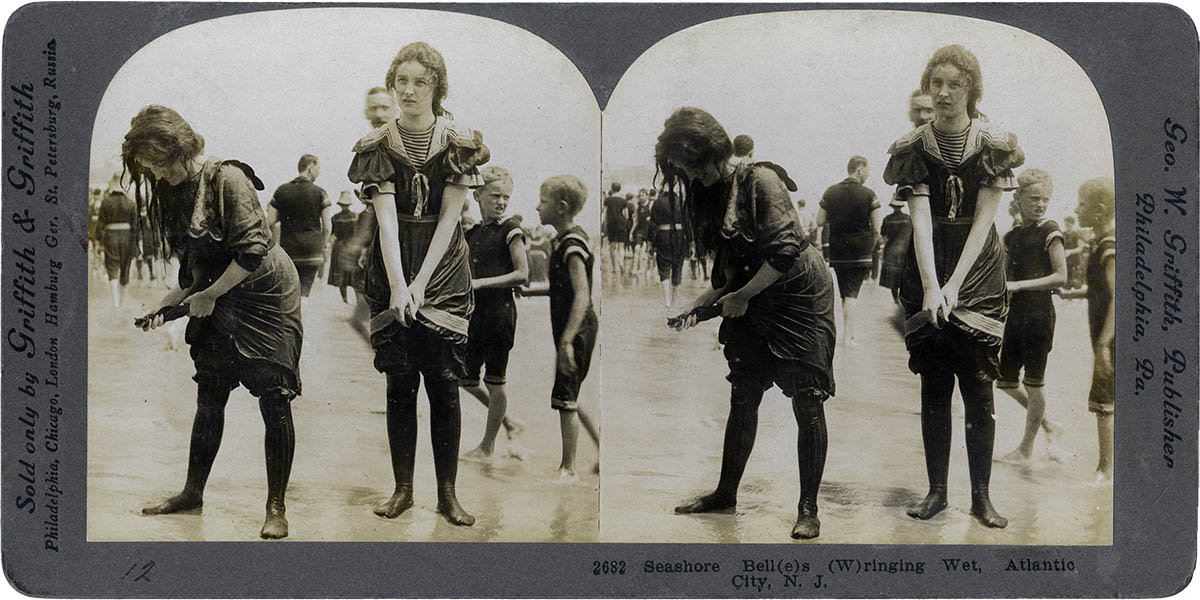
(87, 275, 598, 542)
(600, 271, 1112, 545)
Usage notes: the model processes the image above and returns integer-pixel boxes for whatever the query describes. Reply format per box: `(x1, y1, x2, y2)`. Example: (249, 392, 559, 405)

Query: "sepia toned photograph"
(4, 1, 1196, 596)
(599, 10, 1115, 544)
(85, 7, 601, 542)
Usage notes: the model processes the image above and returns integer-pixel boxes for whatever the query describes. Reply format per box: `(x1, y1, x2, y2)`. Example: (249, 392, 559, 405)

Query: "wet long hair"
(653, 107, 733, 259)
(121, 105, 204, 260)
(385, 42, 450, 118)
(920, 44, 984, 120)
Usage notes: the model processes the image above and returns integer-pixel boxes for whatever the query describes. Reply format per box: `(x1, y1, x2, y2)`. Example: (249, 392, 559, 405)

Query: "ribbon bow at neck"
(944, 174, 965, 220)
(410, 173, 431, 217)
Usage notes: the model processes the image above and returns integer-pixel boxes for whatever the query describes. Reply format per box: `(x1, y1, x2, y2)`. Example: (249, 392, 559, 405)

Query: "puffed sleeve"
(347, 146, 397, 198)
(883, 142, 931, 201)
(978, 131, 1025, 190)
(216, 165, 270, 272)
(443, 129, 489, 187)
(751, 167, 802, 273)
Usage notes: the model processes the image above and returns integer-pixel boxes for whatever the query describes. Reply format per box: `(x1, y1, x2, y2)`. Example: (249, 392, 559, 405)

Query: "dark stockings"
(259, 393, 295, 539)
(375, 373, 474, 526)
(143, 378, 231, 515)
(960, 377, 1006, 528)
(908, 371, 1006, 528)
(426, 379, 474, 526)
(791, 394, 827, 539)
(375, 372, 418, 518)
(675, 383, 764, 514)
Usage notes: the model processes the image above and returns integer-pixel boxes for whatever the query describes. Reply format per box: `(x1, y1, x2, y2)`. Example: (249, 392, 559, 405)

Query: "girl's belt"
(933, 216, 974, 225)
(657, 224, 685, 230)
(397, 213, 439, 224)
(104, 223, 132, 230)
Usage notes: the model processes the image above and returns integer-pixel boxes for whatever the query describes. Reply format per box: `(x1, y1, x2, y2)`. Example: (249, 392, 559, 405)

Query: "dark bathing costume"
(270, 175, 330, 296)
(651, 190, 690, 286)
(997, 218, 1064, 389)
(463, 215, 525, 387)
(883, 119, 1024, 526)
(678, 161, 835, 537)
(548, 225, 598, 412)
(327, 207, 359, 291)
(878, 209, 912, 293)
(821, 176, 880, 299)
(348, 115, 488, 525)
(144, 159, 302, 536)
(98, 189, 139, 284)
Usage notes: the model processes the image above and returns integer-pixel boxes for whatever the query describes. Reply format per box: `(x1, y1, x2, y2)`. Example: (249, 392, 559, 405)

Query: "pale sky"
(90, 8, 601, 233)
(604, 10, 1115, 228)
(93, 9, 1115, 236)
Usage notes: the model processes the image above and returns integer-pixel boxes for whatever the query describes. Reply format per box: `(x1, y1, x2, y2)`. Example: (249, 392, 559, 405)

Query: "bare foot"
(998, 448, 1032, 464)
(505, 440, 526, 461)
(142, 491, 203, 515)
(436, 485, 475, 526)
(504, 418, 525, 440)
(461, 447, 494, 465)
(1045, 442, 1068, 463)
(970, 496, 1008, 528)
(675, 492, 736, 514)
(555, 469, 580, 485)
(906, 489, 948, 520)
(1093, 470, 1113, 486)
(1044, 427, 1069, 462)
(260, 504, 288, 539)
(373, 486, 414, 519)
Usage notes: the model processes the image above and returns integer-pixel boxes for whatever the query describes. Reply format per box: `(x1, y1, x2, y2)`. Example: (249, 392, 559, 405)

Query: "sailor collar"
(353, 116, 474, 168)
(889, 119, 1015, 166)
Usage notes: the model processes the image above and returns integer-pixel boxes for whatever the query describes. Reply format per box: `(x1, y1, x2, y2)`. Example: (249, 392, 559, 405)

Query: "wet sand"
(87, 267, 598, 542)
(599, 264, 1112, 545)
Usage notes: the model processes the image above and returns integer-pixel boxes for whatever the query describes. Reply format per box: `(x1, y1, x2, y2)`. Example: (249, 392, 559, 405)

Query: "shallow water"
(599, 265, 1113, 545)
(87, 269, 598, 542)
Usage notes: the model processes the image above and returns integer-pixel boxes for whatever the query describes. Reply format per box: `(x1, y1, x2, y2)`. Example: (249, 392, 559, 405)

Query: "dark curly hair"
(653, 107, 734, 259)
(121, 105, 204, 182)
(654, 107, 733, 187)
(120, 105, 206, 261)
(920, 44, 984, 119)
(385, 42, 450, 117)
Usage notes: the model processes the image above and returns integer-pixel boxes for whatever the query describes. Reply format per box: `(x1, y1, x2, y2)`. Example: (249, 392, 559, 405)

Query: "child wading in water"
(460, 166, 529, 462)
(536, 175, 600, 482)
(1075, 177, 1115, 483)
(996, 169, 1067, 463)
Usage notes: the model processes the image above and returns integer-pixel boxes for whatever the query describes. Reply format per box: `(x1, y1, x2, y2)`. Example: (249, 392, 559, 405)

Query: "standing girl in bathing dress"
(348, 42, 490, 526)
(883, 45, 1024, 528)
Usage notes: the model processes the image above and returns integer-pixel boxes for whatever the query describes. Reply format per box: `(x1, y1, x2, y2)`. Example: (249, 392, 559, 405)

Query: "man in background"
(268, 154, 331, 299)
(818, 156, 880, 346)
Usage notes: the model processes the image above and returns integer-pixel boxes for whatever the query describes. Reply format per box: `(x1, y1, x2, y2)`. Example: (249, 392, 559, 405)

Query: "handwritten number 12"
(121, 561, 155, 582)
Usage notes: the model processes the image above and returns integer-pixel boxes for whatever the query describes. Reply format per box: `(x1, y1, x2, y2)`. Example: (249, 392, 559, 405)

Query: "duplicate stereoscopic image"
(86, 8, 601, 542)
(84, 5, 1120, 548)
(600, 10, 1115, 544)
